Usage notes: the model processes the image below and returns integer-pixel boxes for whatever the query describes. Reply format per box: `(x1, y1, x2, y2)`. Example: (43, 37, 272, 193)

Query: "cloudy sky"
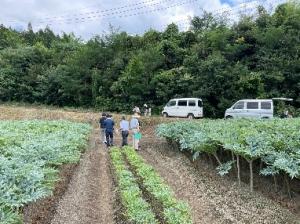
(0, 0, 286, 39)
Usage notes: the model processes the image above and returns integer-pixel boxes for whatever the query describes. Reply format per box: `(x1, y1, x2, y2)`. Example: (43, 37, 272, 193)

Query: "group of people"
(133, 104, 151, 117)
(99, 112, 142, 150)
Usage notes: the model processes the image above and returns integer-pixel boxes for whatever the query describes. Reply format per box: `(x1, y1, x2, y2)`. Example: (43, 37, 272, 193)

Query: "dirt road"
(51, 131, 115, 224)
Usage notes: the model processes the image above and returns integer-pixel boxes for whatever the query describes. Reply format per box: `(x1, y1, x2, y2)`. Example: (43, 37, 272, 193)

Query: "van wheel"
(187, 114, 194, 119)
(262, 117, 269, 119)
(163, 113, 168, 118)
(225, 115, 233, 119)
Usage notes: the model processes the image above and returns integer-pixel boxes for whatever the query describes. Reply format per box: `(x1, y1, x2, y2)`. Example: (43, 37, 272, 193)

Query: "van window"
(188, 100, 196, 106)
(233, 101, 244, 109)
(261, 102, 271, 110)
(247, 102, 259, 109)
(178, 100, 187, 106)
(198, 100, 203, 107)
(167, 100, 176, 107)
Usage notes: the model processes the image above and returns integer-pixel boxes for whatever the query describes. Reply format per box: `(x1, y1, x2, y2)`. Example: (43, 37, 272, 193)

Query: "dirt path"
(140, 140, 299, 224)
(51, 130, 115, 224)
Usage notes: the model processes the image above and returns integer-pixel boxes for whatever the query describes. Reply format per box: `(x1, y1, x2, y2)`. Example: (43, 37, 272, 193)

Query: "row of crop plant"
(109, 147, 192, 224)
(156, 119, 300, 195)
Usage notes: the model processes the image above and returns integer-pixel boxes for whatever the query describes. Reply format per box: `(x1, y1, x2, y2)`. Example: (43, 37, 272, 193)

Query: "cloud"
(0, 0, 284, 39)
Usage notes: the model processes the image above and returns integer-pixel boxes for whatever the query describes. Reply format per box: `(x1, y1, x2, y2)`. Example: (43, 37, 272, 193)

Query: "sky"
(0, 0, 286, 40)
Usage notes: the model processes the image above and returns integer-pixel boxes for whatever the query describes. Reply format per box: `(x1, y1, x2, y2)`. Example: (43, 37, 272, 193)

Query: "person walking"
(103, 114, 115, 147)
(143, 104, 148, 116)
(119, 115, 129, 147)
(130, 113, 141, 150)
(99, 113, 107, 144)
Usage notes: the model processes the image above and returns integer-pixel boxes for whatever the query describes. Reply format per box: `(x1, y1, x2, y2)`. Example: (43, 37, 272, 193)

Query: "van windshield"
(233, 101, 244, 109)
(198, 100, 203, 107)
(167, 100, 176, 107)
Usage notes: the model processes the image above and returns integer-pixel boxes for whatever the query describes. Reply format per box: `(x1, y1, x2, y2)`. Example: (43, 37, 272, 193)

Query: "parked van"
(162, 98, 203, 119)
(224, 99, 273, 119)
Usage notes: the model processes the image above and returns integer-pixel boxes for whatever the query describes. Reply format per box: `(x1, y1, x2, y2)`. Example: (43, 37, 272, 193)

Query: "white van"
(224, 99, 273, 119)
(162, 98, 203, 119)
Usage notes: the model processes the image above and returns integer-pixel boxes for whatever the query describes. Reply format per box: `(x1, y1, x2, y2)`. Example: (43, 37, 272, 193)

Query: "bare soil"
(50, 130, 115, 224)
(139, 139, 300, 224)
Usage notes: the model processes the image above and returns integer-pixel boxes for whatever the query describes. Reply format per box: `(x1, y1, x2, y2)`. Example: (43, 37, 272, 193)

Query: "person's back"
(120, 119, 129, 131)
(130, 113, 141, 150)
(130, 117, 139, 130)
(99, 113, 107, 143)
(99, 116, 106, 128)
(104, 117, 115, 132)
(120, 116, 129, 146)
(104, 115, 115, 147)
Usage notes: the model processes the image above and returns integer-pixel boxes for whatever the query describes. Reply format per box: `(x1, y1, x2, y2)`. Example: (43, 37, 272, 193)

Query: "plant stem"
(237, 155, 241, 187)
(284, 174, 292, 199)
(213, 152, 222, 166)
(249, 160, 254, 192)
(273, 175, 278, 192)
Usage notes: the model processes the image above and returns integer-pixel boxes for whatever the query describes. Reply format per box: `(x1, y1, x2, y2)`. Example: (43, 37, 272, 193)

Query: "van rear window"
(178, 100, 187, 106)
(261, 102, 271, 109)
(247, 102, 259, 109)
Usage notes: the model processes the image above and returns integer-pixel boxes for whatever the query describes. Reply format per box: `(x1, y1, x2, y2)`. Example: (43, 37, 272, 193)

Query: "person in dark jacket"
(99, 113, 107, 143)
(103, 114, 115, 147)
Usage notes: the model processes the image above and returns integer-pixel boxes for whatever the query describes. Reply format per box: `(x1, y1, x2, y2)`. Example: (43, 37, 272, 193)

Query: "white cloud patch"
(0, 0, 285, 39)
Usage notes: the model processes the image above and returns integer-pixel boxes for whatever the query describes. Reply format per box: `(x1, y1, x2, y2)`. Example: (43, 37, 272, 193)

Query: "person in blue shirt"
(119, 115, 129, 147)
(103, 114, 115, 147)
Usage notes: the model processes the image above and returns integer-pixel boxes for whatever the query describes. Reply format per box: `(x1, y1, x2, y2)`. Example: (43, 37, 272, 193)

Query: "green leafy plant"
(0, 120, 91, 223)
(157, 118, 300, 192)
(123, 146, 193, 224)
(109, 147, 158, 224)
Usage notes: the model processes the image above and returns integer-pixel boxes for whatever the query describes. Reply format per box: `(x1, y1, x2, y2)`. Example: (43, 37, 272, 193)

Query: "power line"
(40, 0, 177, 23)
(41, 0, 266, 26)
(41, 0, 200, 26)
(3, 0, 182, 24)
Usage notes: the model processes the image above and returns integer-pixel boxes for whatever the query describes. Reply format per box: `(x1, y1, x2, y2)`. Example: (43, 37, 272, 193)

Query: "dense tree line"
(0, 2, 299, 117)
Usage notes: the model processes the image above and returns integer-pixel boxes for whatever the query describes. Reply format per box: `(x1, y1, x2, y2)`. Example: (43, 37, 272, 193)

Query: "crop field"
(0, 105, 299, 224)
(0, 120, 91, 223)
(157, 119, 300, 193)
(111, 146, 192, 224)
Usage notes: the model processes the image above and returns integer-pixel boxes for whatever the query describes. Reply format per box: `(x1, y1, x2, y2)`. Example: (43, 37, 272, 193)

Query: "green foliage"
(109, 147, 158, 224)
(156, 118, 300, 179)
(123, 147, 192, 224)
(0, 2, 299, 116)
(0, 120, 91, 223)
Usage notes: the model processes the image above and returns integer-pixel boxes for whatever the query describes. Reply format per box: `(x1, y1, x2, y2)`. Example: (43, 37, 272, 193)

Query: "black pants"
(105, 131, 114, 146)
(121, 130, 129, 146)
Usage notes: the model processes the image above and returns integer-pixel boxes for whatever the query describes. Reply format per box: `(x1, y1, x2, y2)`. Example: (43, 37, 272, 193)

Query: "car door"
(260, 101, 273, 118)
(232, 101, 245, 118)
(166, 100, 177, 116)
(177, 100, 188, 117)
(188, 100, 197, 116)
(245, 101, 259, 118)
